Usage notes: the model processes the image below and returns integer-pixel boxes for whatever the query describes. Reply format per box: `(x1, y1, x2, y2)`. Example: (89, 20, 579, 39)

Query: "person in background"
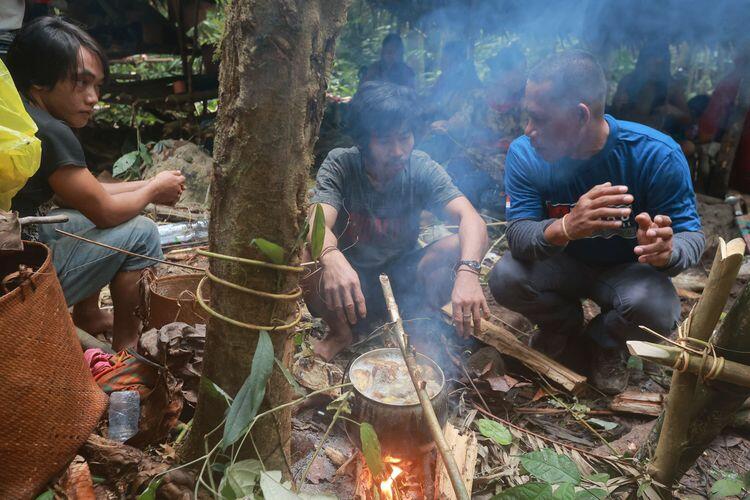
(697, 41, 750, 192)
(362, 33, 416, 89)
(302, 81, 489, 361)
(7, 17, 185, 350)
(424, 40, 482, 120)
(420, 40, 482, 164)
(611, 40, 690, 135)
(488, 50, 704, 395)
(0, 0, 24, 61)
(431, 46, 527, 214)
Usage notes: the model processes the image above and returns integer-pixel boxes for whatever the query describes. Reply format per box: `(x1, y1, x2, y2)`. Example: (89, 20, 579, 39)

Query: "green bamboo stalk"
(648, 238, 745, 490)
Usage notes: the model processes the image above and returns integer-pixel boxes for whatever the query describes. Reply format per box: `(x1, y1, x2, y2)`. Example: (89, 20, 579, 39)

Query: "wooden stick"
(379, 275, 469, 500)
(434, 422, 477, 500)
(610, 391, 663, 417)
(627, 341, 750, 388)
(441, 305, 586, 393)
(650, 237, 745, 488)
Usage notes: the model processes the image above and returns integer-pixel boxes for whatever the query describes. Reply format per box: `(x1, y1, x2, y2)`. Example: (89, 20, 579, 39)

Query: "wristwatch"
(454, 260, 481, 273)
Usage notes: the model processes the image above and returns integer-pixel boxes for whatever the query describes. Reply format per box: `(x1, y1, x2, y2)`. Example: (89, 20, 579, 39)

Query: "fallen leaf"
(532, 388, 547, 402)
(487, 374, 521, 393)
(324, 446, 349, 466)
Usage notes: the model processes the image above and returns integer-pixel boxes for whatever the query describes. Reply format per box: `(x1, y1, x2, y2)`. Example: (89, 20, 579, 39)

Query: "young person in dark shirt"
(488, 51, 704, 394)
(7, 17, 185, 350)
(304, 82, 489, 360)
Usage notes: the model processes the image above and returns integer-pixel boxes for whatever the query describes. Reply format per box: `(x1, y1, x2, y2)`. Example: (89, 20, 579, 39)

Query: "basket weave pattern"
(0, 242, 107, 499)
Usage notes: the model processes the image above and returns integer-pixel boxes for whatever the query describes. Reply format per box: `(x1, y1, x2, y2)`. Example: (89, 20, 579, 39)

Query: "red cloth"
(699, 71, 750, 192)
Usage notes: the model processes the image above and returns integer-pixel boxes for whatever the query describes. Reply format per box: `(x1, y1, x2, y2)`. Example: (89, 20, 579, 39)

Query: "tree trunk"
(183, 0, 350, 474)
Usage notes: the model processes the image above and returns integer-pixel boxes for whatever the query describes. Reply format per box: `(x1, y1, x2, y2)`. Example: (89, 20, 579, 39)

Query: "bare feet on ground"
(72, 307, 114, 336)
(310, 328, 353, 361)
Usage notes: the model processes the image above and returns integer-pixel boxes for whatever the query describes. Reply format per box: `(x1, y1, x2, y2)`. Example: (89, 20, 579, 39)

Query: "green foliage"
(476, 418, 513, 445)
(112, 141, 153, 180)
(222, 330, 275, 448)
(34, 491, 54, 500)
(251, 238, 286, 264)
(311, 203, 326, 260)
(521, 449, 581, 485)
(136, 478, 163, 500)
(360, 422, 385, 478)
(710, 477, 745, 499)
(112, 150, 141, 179)
(274, 357, 306, 397)
(200, 376, 234, 406)
(219, 459, 263, 499)
(583, 473, 610, 485)
(554, 483, 576, 500)
(491, 449, 613, 499)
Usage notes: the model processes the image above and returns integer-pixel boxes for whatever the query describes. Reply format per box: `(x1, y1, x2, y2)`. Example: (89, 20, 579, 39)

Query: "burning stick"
(379, 274, 470, 500)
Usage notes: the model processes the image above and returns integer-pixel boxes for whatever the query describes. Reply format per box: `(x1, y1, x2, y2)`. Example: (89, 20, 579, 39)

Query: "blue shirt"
(504, 115, 701, 266)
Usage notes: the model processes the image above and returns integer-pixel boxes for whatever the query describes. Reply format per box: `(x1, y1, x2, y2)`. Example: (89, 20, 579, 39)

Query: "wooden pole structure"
(379, 275, 470, 500)
(627, 341, 750, 389)
(672, 279, 750, 478)
(648, 238, 745, 489)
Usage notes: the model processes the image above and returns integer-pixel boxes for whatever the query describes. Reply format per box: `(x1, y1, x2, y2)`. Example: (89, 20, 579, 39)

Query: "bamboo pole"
(673, 279, 750, 478)
(379, 274, 470, 500)
(649, 238, 745, 489)
(627, 341, 750, 388)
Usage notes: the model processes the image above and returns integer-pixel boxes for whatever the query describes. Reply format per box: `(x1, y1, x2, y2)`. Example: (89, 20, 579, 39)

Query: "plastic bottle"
(108, 390, 140, 442)
(157, 220, 209, 246)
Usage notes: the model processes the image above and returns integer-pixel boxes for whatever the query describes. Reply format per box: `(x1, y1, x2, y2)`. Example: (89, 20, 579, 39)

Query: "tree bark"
(183, 0, 350, 474)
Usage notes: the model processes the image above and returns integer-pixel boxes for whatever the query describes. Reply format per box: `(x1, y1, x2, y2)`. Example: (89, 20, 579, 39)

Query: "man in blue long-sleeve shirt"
(488, 50, 704, 394)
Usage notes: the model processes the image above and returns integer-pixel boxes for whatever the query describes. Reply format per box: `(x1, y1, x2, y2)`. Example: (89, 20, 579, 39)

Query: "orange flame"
(379, 464, 403, 499)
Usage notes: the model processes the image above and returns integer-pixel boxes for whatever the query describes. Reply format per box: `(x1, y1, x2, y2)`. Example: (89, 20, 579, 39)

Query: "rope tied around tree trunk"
(54, 229, 305, 331)
(195, 248, 305, 331)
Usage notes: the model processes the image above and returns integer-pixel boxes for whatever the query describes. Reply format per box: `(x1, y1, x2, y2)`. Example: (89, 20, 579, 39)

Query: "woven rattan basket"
(0, 241, 108, 499)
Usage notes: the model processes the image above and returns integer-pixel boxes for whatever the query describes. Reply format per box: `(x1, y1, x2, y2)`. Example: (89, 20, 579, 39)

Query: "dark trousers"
(488, 252, 681, 349)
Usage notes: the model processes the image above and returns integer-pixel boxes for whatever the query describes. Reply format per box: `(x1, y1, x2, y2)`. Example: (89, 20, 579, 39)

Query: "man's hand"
(149, 170, 186, 205)
(634, 213, 673, 267)
(451, 270, 489, 338)
(320, 249, 367, 325)
(562, 182, 634, 240)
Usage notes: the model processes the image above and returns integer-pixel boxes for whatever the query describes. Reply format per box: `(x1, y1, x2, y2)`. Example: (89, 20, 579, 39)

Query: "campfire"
(355, 453, 436, 500)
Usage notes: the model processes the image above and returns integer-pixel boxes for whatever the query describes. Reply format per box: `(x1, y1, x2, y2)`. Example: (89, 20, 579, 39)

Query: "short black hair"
(382, 33, 403, 51)
(348, 81, 418, 147)
(7, 16, 108, 95)
(528, 50, 606, 115)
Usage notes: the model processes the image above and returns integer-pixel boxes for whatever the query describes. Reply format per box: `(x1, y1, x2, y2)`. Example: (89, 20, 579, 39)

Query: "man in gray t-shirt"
(304, 82, 490, 360)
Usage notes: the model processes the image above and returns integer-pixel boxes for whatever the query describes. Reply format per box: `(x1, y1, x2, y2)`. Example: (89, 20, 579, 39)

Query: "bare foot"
(311, 327, 353, 361)
(72, 306, 114, 336)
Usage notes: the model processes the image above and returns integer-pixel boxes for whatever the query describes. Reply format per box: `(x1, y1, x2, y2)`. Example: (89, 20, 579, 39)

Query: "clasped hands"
(561, 182, 673, 267)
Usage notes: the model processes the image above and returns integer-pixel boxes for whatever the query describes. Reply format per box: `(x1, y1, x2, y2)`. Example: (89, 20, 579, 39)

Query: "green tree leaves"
(311, 204, 326, 260)
(360, 422, 385, 478)
(222, 331, 275, 448)
(520, 449, 581, 485)
(476, 418, 513, 445)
